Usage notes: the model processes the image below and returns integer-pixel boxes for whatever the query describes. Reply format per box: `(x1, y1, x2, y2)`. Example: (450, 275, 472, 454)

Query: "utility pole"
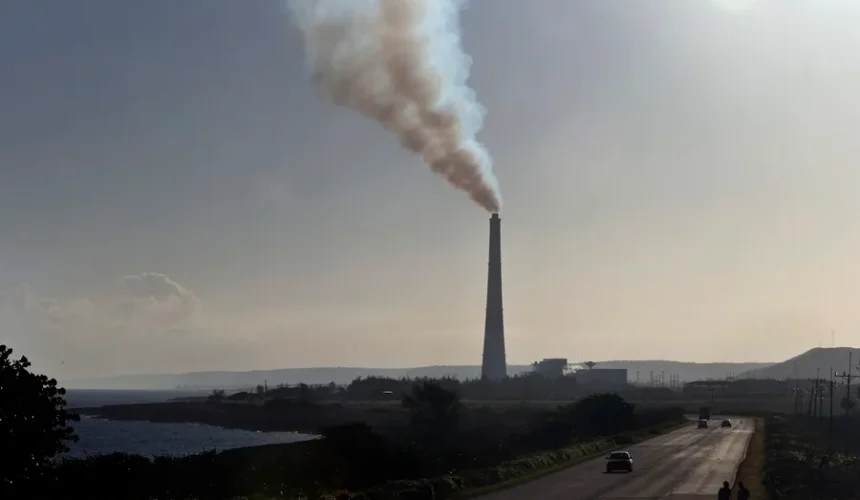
(798, 389, 805, 416)
(829, 368, 835, 431)
(848, 351, 853, 414)
(704, 381, 716, 407)
(849, 351, 853, 414)
(818, 377, 824, 419)
(835, 351, 854, 416)
(792, 379, 801, 414)
(661, 370, 665, 388)
(812, 369, 821, 417)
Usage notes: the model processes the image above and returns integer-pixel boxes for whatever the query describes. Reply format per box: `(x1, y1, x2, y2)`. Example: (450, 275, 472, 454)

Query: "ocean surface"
(62, 389, 316, 458)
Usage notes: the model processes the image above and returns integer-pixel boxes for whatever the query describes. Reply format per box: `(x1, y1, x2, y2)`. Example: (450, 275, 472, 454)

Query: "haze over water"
(63, 390, 315, 457)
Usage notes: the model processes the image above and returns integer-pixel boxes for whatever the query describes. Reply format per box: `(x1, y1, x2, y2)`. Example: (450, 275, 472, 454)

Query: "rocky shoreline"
(74, 400, 405, 435)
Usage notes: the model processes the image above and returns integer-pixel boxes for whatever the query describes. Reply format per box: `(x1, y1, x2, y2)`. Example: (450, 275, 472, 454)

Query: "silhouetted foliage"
(207, 388, 226, 402)
(47, 451, 237, 500)
(320, 422, 397, 491)
(0, 344, 79, 495)
(201, 370, 703, 407)
(566, 392, 635, 437)
(763, 415, 860, 499)
(211, 372, 634, 405)
(226, 390, 251, 401)
(402, 381, 462, 443)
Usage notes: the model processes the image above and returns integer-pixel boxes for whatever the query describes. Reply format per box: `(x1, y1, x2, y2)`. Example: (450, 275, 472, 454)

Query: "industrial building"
(481, 213, 507, 381)
(532, 358, 570, 378)
(574, 368, 628, 386)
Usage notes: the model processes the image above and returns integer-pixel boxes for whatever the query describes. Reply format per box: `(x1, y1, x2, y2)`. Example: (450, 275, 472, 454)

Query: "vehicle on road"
(720, 419, 732, 428)
(697, 419, 709, 429)
(605, 451, 633, 473)
(698, 406, 711, 420)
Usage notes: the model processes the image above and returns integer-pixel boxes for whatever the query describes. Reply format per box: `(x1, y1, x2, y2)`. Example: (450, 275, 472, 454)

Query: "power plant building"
(481, 213, 507, 381)
(574, 368, 628, 386)
(533, 358, 569, 378)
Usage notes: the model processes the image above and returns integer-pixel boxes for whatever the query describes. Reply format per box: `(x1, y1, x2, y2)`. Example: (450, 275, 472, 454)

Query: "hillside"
(738, 347, 860, 380)
(64, 360, 773, 390)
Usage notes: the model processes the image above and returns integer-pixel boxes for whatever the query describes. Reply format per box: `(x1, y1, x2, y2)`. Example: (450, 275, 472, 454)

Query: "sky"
(2, 0, 860, 380)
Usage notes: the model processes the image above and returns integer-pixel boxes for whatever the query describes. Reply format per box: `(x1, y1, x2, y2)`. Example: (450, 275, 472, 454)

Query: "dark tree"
(296, 383, 313, 403)
(567, 392, 635, 438)
(208, 388, 226, 402)
(320, 422, 391, 490)
(0, 344, 79, 492)
(401, 381, 462, 445)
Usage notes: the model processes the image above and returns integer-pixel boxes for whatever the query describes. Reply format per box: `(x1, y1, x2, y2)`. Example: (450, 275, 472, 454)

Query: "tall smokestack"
(481, 213, 506, 381)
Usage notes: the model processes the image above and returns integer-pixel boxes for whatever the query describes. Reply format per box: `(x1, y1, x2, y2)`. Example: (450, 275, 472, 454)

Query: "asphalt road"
(476, 417, 753, 500)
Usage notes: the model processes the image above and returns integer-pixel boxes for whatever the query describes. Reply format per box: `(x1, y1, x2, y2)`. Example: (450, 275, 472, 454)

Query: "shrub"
(0, 345, 79, 497)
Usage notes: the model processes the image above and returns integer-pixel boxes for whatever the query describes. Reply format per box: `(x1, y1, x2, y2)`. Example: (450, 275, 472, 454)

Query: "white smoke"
(285, 0, 502, 212)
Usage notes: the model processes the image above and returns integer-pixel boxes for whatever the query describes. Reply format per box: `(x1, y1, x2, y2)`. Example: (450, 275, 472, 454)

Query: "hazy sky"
(2, 0, 860, 380)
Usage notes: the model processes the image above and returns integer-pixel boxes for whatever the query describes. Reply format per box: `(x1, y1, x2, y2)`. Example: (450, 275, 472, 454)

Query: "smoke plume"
(285, 0, 502, 212)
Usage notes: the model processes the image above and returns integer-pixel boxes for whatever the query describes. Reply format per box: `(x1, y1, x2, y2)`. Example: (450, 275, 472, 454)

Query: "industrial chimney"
(481, 213, 507, 381)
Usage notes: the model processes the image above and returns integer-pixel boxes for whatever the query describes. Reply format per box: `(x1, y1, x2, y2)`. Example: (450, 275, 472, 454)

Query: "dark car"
(697, 419, 709, 429)
(605, 451, 633, 473)
(720, 419, 732, 428)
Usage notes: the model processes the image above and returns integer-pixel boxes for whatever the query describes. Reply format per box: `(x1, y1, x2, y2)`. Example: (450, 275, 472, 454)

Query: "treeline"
(29, 385, 684, 500)
(763, 415, 860, 499)
(217, 373, 681, 403)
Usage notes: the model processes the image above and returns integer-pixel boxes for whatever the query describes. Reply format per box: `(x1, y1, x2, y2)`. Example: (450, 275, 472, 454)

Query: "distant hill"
(65, 366, 532, 390)
(738, 347, 860, 380)
(64, 360, 774, 390)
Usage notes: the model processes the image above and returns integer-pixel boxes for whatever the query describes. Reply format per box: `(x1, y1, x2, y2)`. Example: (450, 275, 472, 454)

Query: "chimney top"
(491, 213, 500, 220)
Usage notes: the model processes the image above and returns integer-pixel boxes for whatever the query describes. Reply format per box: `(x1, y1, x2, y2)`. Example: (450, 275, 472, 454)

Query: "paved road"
(476, 417, 753, 500)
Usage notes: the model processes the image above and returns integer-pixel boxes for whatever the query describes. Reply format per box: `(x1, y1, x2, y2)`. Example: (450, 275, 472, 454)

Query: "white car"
(605, 451, 634, 473)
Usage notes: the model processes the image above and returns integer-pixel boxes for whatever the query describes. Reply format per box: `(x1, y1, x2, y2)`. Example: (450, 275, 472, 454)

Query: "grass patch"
(451, 438, 612, 499)
(761, 416, 860, 499)
(733, 418, 766, 500)
(321, 440, 616, 500)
